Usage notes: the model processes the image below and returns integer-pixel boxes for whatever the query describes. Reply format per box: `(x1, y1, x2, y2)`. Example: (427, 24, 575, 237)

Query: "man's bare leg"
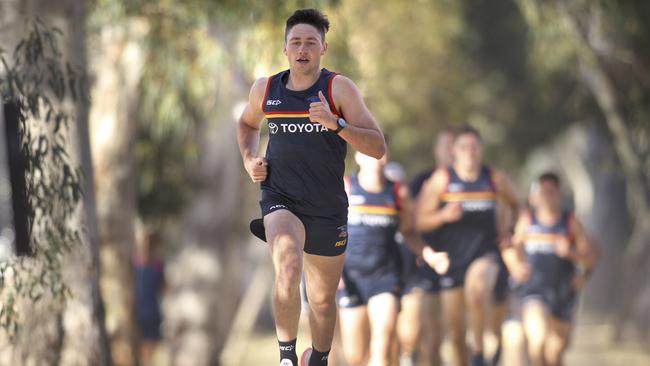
(501, 319, 527, 366)
(544, 317, 571, 366)
(367, 293, 399, 366)
(441, 288, 467, 366)
(266, 210, 306, 344)
(522, 301, 549, 366)
(303, 252, 346, 354)
(397, 289, 423, 364)
(464, 256, 499, 361)
(426, 293, 444, 366)
(486, 301, 508, 363)
(339, 305, 370, 366)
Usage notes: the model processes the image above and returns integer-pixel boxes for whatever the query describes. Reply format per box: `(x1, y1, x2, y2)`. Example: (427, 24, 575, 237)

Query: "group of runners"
(237, 8, 599, 366)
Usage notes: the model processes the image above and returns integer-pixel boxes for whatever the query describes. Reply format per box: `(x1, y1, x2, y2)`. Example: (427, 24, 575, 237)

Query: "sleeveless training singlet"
(523, 210, 576, 291)
(435, 166, 498, 273)
(344, 175, 402, 274)
(261, 68, 347, 217)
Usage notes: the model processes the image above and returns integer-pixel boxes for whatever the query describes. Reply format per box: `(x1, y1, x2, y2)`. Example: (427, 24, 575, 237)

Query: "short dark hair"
(285, 9, 330, 42)
(455, 126, 482, 141)
(537, 171, 561, 187)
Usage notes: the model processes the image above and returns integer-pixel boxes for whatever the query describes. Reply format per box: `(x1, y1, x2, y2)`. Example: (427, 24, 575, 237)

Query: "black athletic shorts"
(260, 190, 348, 257)
(438, 250, 499, 291)
(337, 268, 402, 308)
(521, 281, 577, 322)
(398, 236, 441, 294)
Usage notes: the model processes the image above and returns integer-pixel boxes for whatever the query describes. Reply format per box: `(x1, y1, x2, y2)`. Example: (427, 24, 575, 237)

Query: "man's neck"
(453, 163, 481, 181)
(536, 206, 561, 225)
(286, 67, 321, 91)
(358, 169, 385, 193)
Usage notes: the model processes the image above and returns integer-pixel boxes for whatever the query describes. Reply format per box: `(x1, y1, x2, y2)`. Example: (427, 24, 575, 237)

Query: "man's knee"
(465, 284, 488, 308)
(466, 257, 498, 293)
(309, 291, 337, 316)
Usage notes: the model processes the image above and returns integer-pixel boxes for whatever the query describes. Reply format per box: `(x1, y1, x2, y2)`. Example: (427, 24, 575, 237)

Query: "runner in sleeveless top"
(236, 9, 386, 366)
(337, 148, 449, 366)
(504, 172, 599, 366)
(415, 127, 520, 366)
(397, 128, 454, 366)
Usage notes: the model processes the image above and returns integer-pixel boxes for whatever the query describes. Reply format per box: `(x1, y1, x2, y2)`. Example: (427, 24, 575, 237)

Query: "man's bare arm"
(502, 211, 531, 283)
(414, 169, 461, 232)
(333, 77, 386, 159)
(492, 169, 521, 243)
(397, 185, 449, 275)
(237, 77, 269, 182)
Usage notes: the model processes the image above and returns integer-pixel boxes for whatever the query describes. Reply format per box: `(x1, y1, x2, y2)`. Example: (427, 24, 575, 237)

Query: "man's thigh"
(303, 252, 346, 305)
(465, 254, 500, 295)
(264, 209, 306, 268)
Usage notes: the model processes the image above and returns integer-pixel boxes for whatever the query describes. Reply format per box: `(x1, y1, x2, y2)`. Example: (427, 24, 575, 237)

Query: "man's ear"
(283, 42, 288, 56)
(321, 41, 328, 55)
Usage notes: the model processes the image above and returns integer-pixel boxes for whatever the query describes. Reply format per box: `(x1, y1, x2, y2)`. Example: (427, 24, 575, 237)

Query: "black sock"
(278, 339, 298, 365)
(492, 344, 502, 365)
(308, 346, 330, 366)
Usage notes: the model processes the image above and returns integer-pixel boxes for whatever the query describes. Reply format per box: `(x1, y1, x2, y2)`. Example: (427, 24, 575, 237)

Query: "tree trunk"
(88, 18, 148, 366)
(61, 1, 112, 364)
(164, 26, 251, 364)
(558, 0, 650, 341)
(0, 0, 110, 364)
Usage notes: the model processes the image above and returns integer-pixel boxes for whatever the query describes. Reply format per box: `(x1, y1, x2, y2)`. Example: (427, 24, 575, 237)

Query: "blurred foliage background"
(0, 0, 649, 365)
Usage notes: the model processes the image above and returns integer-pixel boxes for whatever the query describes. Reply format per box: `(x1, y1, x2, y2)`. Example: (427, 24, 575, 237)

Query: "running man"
(337, 148, 449, 366)
(397, 127, 454, 366)
(237, 8, 386, 366)
(415, 127, 520, 366)
(504, 172, 599, 366)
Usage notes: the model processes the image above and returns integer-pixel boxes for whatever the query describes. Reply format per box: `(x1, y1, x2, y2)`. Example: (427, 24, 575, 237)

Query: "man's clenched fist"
(245, 157, 268, 183)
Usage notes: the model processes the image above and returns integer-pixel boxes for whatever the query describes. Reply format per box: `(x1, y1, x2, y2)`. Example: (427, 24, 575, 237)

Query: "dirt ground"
(236, 318, 650, 365)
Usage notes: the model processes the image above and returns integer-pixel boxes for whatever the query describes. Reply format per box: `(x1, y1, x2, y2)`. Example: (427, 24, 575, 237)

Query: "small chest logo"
(266, 99, 282, 106)
(349, 195, 366, 205)
(448, 183, 463, 192)
(269, 122, 279, 134)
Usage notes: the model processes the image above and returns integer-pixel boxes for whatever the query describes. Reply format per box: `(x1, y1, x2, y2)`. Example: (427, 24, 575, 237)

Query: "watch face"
(338, 118, 346, 128)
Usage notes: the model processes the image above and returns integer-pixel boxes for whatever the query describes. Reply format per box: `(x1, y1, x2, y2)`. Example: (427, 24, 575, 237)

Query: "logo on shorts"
(440, 276, 455, 288)
(269, 122, 279, 134)
(269, 204, 287, 211)
(338, 295, 358, 307)
(337, 225, 348, 238)
(335, 239, 347, 247)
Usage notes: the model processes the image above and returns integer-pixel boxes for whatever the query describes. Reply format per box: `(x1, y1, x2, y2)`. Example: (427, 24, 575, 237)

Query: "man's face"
(530, 180, 561, 210)
(453, 133, 482, 169)
(284, 24, 327, 73)
(434, 132, 454, 166)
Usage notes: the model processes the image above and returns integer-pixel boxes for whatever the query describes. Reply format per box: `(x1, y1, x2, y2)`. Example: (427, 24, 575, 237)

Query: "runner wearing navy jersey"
(415, 127, 519, 366)
(237, 9, 385, 366)
(337, 149, 448, 366)
(397, 128, 454, 366)
(504, 173, 598, 366)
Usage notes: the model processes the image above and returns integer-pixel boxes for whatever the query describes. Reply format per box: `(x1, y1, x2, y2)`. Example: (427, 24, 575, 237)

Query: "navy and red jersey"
(433, 166, 498, 271)
(344, 175, 402, 274)
(523, 210, 576, 289)
(261, 68, 347, 217)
